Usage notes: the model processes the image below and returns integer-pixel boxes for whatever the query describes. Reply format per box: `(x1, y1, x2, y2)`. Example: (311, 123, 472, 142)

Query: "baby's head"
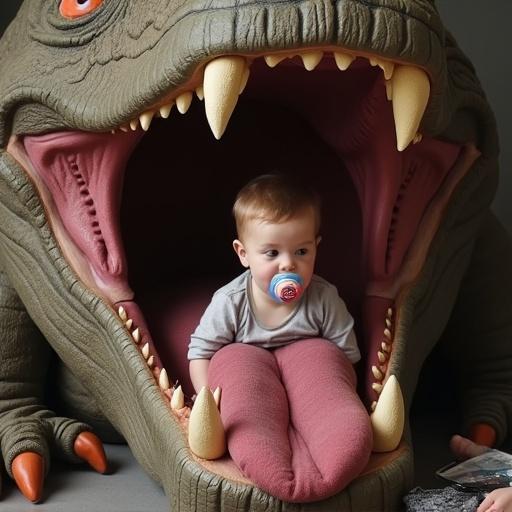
(232, 174, 321, 304)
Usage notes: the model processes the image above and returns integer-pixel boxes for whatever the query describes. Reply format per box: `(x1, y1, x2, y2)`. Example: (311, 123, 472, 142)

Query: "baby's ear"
(233, 240, 249, 268)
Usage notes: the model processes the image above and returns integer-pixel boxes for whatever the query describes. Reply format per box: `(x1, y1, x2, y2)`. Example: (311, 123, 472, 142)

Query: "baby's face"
(234, 209, 319, 302)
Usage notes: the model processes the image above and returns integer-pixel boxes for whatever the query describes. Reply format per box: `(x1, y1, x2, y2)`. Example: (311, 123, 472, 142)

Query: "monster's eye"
(60, 0, 104, 19)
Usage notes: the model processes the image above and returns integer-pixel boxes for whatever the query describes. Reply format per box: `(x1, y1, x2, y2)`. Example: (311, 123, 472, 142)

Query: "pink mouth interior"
(23, 55, 462, 399)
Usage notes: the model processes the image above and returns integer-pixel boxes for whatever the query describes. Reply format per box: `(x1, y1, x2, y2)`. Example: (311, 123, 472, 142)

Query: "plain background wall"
(0, 1, 510, 233)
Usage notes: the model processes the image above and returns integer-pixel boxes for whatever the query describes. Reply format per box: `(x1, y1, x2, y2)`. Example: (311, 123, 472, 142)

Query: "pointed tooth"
(377, 351, 387, 363)
(170, 385, 184, 409)
(204, 56, 247, 140)
(386, 318, 392, 328)
(131, 327, 141, 343)
(382, 342, 391, 353)
(300, 51, 323, 71)
(384, 328, 392, 340)
(159, 103, 174, 118)
(142, 343, 150, 359)
(176, 91, 193, 114)
(129, 118, 139, 131)
(385, 80, 393, 101)
(213, 387, 221, 407)
(372, 382, 383, 394)
(264, 55, 287, 68)
(391, 65, 430, 151)
(371, 401, 377, 412)
(387, 308, 393, 318)
(125, 319, 133, 330)
(413, 133, 423, 144)
(370, 57, 394, 80)
(195, 86, 204, 101)
(381, 61, 394, 80)
(159, 369, 170, 391)
(188, 387, 226, 459)
(120, 125, 130, 132)
(372, 365, 383, 381)
(139, 111, 154, 132)
(239, 66, 250, 94)
(147, 355, 154, 368)
(334, 52, 355, 71)
(371, 375, 405, 452)
(118, 306, 127, 322)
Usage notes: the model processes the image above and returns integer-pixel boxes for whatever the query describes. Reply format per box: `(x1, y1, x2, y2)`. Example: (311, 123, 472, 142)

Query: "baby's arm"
(188, 289, 237, 393)
(189, 359, 210, 394)
(320, 283, 360, 363)
(477, 488, 512, 512)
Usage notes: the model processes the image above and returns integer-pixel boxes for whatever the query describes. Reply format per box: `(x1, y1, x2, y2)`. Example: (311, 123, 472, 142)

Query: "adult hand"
(477, 488, 512, 512)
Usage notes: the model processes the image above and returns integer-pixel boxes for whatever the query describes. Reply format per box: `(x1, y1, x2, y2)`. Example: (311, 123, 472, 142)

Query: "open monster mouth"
(7, 48, 479, 475)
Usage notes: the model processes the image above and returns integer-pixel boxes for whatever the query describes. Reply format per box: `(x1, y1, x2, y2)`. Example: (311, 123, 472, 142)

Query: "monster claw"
(12, 452, 45, 503)
(74, 431, 108, 474)
(469, 423, 496, 448)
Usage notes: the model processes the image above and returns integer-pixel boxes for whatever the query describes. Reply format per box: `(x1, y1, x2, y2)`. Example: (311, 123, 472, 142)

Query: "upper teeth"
(203, 56, 248, 140)
(391, 65, 430, 151)
(117, 50, 429, 152)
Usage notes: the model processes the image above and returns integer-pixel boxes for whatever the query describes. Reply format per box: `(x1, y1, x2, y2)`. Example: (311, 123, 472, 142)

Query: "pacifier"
(268, 272, 304, 303)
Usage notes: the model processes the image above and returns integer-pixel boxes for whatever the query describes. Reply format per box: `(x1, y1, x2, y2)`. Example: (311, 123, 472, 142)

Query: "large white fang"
(203, 56, 248, 140)
(371, 375, 405, 452)
(188, 387, 226, 459)
(391, 66, 430, 151)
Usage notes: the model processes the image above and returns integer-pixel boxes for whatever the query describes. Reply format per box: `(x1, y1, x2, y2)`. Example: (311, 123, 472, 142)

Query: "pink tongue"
(24, 130, 142, 297)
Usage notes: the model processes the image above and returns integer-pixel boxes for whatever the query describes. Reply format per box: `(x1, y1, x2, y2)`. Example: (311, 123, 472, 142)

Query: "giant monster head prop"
(1, 1, 511, 510)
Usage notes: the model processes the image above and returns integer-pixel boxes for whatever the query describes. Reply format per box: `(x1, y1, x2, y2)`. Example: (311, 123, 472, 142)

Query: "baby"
(188, 174, 372, 503)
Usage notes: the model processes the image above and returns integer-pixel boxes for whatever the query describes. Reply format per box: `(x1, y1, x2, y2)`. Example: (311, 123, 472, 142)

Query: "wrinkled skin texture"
(0, 1, 511, 510)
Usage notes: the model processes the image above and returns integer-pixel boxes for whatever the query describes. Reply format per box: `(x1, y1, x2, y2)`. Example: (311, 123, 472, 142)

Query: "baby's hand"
(477, 488, 512, 512)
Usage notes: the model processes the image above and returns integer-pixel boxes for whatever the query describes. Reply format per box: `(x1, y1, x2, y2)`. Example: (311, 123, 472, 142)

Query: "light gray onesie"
(188, 270, 360, 363)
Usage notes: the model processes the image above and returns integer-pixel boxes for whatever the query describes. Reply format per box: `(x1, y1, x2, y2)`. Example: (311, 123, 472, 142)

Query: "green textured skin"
(0, 1, 510, 510)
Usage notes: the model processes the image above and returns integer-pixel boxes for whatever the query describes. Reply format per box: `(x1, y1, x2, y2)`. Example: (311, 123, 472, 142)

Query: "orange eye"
(60, 0, 104, 19)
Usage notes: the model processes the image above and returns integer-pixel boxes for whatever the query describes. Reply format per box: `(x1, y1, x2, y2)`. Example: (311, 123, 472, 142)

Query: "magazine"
(437, 449, 512, 492)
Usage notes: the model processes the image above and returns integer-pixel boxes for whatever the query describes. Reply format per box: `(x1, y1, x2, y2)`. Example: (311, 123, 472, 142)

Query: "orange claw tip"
(12, 452, 45, 503)
(469, 423, 496, 448)
(74, 431, 108, 474)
